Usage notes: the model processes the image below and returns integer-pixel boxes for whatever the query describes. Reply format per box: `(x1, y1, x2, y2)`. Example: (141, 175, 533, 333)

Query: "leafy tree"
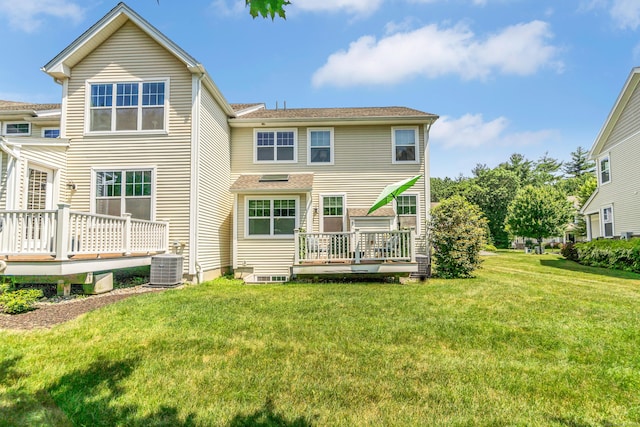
(429, 195, 488, 278)
(505, 185, 574, 254)
(430, 176, 468, 202)
(246, 0, 291, 19)
(532, 152, 563, 186)
(499, 153, 534, 185)
(563, 146, 595, 178)
(464, 168, 520, 248)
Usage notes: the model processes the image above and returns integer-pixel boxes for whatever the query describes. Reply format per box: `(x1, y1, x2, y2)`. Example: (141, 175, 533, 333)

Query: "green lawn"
(1, 252, 639, 426)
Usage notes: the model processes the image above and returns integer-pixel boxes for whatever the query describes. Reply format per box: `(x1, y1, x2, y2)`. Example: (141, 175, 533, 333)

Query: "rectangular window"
(42, 128, 60, 138)
(599, 156, 610, 184)
(308, 128, 333, 164)
(322, 195, 344, 232)
(95, 169, 153, 220)
(5, 123, 30, 136)
(392, 127, 418, 163)
(396, 194, 418, 230)
(247, 198, 297, 237)
(89, 81, 166, 133)
(602, 206, 613, 237)
(255, 130, 297, 162)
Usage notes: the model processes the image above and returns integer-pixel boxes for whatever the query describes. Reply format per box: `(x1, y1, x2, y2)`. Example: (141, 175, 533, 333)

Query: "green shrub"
(484, 244, 498, 252)
(429, 195, 488, 278)
(560, 242, 579, 262)
(573, 238, 640, 273)
(0, 289, 44, 314)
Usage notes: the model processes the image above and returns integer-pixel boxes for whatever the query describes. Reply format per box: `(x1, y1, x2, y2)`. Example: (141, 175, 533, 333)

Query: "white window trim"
(394, 192, 421, 235)
(319, 193, 347, 233)
(598, 154, 611, 186)
(244, 195, 300, 239)
(391, 126, 420, 164)
(41, 127, 60, 138)
(600, 204, 614, 238)
(253, 128, 298, 164)
(4, 122, 31, 137)
(90, 166, 157, 220)
(307, 127, 334, 166)
(84, 78, 170, 136)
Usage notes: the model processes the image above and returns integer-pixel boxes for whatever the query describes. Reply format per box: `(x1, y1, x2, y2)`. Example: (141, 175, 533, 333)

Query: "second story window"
(89, 81, 166, 133)
(599, 156, 610, 184)
(4, 123, 30, 136)
(392, 127, 419, 163)
(255, 129, 297, 162)
(308, 128, 333, 164)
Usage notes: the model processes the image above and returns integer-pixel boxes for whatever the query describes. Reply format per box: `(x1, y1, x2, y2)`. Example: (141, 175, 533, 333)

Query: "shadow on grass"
(0, 355, 71, 427)
(45, 357, 197, 427)
(539, 259, 640, 281)
(228, 397, 315, 427)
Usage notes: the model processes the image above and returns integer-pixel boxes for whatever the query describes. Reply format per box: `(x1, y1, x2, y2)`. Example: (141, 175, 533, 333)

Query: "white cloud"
(293, 0, 384, 15)
(609, 0, 640, 29)
(581, 0, 640, 30)
(312, 20, 562, 87)
(0, 0, 83, 32)
(430, 114, 556, 149)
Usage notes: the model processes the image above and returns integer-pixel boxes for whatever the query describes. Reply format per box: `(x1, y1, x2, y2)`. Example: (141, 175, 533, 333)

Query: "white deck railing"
(295, 229, 415, 264)
(0, 204, 169, 259)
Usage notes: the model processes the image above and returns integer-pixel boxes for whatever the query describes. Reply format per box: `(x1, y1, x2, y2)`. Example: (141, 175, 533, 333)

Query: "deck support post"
(122, 213, 132, 256)
(57, 279, 71, 297)
(409, 227, 416, 263)
(55, 204, 71, 261)
(294, 228, 300, 264)
(354, 228, 361, 264)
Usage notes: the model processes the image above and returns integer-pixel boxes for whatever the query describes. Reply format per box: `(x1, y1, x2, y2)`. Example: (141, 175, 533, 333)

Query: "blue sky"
(1, 0, 639, 177)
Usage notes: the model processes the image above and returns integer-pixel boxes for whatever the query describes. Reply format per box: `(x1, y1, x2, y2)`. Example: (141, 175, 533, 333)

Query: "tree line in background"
(430, 147, 597, 250)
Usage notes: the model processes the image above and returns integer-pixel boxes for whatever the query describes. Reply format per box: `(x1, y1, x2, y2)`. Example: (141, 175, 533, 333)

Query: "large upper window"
(599, 156, 610, 184)
(247, 198, 297, 237)
(308, 128, 333, 164)
(4, 123, 30, 136)
(88, 81, 166, 133)
(396, 194, 418, 231)
(392, 127, 419, 163)
(95, 169, 153, 220)
(255, 130, 296, 162)
(601, 205, 613, 238)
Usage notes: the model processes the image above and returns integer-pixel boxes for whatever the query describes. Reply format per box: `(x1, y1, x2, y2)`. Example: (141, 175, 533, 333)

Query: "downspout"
(423, 121, 433, 255)
(189, 72, 205, 281)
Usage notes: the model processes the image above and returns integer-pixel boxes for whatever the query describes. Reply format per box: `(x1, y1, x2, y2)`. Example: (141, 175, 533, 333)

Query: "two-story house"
(581, 67, 640, 240)
(0, 2, 437, 283)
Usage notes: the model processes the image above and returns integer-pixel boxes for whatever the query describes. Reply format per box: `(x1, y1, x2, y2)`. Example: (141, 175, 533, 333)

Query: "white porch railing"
(295, 229, 415, 264)
(0, 204, 169, 259)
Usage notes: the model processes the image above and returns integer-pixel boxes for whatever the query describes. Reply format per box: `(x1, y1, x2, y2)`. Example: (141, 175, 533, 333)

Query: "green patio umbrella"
(367, 174, 422, 215)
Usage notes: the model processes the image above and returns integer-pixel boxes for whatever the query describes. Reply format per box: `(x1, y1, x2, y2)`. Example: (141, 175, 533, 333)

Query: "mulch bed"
(0, 286, 167, 331)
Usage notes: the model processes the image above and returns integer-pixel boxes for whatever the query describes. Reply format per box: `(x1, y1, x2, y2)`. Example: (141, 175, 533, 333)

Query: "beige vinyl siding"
(587, 133, 640, 237)
(64, 21, 194, 271)
(604, 82, 640, 151)
(231, 124, 429, 271)
(236, 193, 308, 275)
(196, 85, 232, 275)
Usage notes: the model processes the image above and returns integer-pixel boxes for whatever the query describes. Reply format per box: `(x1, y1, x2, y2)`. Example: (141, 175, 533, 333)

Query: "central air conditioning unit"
(150, 254, 184, 286)
(621, 231, 633, 240)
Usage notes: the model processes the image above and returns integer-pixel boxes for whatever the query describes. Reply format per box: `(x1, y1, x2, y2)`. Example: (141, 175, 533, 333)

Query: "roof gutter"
(0, 137, 21, 160)
(229, 116, 439, 128)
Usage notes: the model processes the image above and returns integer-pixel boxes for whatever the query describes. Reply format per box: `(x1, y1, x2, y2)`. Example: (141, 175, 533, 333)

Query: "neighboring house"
(0, 2, 438, 283)
(581, 67, 640, 240)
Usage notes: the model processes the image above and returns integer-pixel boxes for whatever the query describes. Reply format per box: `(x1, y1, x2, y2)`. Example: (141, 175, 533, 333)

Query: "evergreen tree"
(563, 146, 595, 178)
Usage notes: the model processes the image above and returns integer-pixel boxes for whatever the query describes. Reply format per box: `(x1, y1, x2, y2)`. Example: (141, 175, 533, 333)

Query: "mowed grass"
(1, 252, 639, 426)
